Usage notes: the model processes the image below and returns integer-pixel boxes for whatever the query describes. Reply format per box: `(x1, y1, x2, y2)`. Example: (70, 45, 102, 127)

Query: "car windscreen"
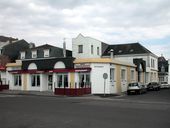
(128, 83, 138, 87)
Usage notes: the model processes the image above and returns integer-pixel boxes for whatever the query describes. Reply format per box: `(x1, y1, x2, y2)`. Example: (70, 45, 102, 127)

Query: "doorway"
(48, 75, 53, 91)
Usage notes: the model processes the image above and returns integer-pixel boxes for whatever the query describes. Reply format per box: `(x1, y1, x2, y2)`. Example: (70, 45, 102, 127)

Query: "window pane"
(37, 75, 40, 86)
(131, 70, 134, 80)
(57, 75, 63, 87)
(91, 45, 93, 54)
(78, 45, 83, 53)
(79, 74, 84, 87)
(19, 75, 21, 86)
(31, 75, 35, 86)
(121, 69, 125, 80)
(97, 47, 99, 55)
(14, 75, 18, 86)
(64, 75, 68, 87)
(110, 68, 114, 81)
(86, 74, 90, 86)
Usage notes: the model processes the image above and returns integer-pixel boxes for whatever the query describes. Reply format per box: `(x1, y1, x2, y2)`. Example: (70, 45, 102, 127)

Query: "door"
(48, 75, 53, 90)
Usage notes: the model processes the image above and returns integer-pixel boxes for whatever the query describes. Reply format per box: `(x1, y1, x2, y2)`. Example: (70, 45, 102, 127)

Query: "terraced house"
(6, 34, 158, 95)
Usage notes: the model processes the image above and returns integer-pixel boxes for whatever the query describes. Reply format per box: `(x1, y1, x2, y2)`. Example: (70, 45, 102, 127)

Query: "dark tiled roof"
(23, 44, 72, 59)
(2, 39, 29, 62)
(158, 56, 168, 72)
(22, 57, 75, 70)
(158, 56, 166, 62)
(102, 43, 152, 56)
(0, 35, 18, 42)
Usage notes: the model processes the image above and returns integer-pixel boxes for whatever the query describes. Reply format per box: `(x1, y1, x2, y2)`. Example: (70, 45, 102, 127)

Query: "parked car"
(127, 82, 147, 95)
(160, 82, 170, 89)
(147, 82, 160, 91)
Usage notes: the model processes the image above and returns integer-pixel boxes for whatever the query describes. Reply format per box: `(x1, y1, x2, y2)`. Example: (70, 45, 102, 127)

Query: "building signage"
(75, 63, 90, 68)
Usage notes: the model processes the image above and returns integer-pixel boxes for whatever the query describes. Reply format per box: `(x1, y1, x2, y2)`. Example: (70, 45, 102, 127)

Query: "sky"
(0, 0, 170, 59)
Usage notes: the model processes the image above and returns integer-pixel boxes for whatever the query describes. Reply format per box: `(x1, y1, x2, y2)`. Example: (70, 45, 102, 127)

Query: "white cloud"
(0, 0, 170, 58)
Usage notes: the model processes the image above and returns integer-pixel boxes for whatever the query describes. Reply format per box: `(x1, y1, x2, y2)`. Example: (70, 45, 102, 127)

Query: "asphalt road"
(0, 89, 170, 128)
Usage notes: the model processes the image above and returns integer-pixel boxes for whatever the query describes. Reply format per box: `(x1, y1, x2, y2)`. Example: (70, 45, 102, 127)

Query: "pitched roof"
(158, 56, 166, 62)
(0, 35, 18, 42)
(2, 39, 29, 62)
(30, 44, 56, 50)
(102, 43, 152, 56)
(23, 44, 72, 59)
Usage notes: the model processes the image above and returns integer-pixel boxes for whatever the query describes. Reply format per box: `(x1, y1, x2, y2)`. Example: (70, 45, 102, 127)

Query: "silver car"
(160, 82, 170, 89)
(127, 82, 147, 95)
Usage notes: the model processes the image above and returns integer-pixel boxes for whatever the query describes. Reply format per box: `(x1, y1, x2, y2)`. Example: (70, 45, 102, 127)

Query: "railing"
(54, 82, 91, 96)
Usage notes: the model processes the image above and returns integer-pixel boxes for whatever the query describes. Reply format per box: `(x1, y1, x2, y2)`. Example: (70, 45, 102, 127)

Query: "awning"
(8, 68, 91, 74)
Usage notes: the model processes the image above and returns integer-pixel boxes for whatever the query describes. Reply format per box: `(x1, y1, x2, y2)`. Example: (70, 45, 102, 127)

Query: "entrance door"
(48, 75, 53, 91)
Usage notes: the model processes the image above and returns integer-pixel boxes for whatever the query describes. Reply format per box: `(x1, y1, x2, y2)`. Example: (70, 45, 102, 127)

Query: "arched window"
(28, 63, 37, 70)
(54, 61, 65, 69)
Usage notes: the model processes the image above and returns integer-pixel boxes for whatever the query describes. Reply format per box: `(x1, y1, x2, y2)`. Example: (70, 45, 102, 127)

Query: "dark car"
(127, 82, 147, 95)
(147, 82, 160, 91)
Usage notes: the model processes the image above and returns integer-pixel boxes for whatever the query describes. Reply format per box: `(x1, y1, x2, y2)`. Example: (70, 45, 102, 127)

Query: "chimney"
(63, 38, 66, 57)
(110, 49, 114, 59)
(29, 42, 35, 48)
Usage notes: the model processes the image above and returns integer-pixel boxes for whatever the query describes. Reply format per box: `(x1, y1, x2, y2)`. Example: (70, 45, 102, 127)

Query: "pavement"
(0, 89, 124, 99)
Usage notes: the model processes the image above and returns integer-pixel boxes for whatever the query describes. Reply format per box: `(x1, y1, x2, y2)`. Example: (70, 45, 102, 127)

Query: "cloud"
(0, 0, 170, 58)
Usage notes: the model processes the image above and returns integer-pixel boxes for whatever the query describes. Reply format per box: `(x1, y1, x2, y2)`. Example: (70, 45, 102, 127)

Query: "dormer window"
(44, 49, 49, 57)
(20, 51, 25, 59)
(118, 50, 122, 53)
(32, 50, 37, 58)
(130, 49, 134, 52)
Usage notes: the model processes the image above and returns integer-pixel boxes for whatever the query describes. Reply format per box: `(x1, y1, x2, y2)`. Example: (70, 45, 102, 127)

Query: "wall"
(115, 54, 158, 84)
(90, 63, 110, 94)
(72, 34, 102, 59)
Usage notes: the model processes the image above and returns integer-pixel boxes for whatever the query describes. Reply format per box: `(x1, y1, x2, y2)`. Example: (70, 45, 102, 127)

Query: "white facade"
(114, 54, 158, 84)
(72, 34, 102, 59)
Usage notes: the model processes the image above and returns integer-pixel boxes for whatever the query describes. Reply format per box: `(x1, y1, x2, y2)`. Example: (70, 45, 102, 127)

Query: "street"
(0, 89, 170, 128)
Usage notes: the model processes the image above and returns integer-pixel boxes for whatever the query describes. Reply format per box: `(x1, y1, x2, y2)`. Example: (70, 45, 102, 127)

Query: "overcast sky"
(0, 0, 170, 58)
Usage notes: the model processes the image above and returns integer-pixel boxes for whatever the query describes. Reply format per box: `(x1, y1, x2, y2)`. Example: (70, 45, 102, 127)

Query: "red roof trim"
(8, 68, 91, 74)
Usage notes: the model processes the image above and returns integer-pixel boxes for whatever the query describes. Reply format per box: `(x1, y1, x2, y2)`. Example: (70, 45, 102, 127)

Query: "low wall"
(55, 87, 91, 96)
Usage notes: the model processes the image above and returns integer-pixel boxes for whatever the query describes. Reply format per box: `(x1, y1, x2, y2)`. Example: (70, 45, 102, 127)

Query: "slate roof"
(102, 43, 152, 56)
(0, 35, 18, 42)
(2, 39, 29, 62)
(158, 56, 168, 72)
(22, 57, 75, 70)
(23, 44, 72, 59)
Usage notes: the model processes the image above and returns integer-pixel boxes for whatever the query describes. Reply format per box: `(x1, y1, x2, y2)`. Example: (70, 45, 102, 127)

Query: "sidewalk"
(0, 90, 124, 99)
(0, 90, 57, 97)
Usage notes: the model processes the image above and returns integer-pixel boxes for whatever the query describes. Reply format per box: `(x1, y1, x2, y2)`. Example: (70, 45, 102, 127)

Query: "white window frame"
(32, 50, 37, 58)
(31, 74, 40, 87)
(110, 68, 115, 81)
(121, 69, 126, 81)
(20, 51, 25, 59)
(78, 73, 91, 87)
(130, 70, 135, 81)
(57, 73, 68, 88)
(14, 74, 21, 86)
(44, 49, 49, 57)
